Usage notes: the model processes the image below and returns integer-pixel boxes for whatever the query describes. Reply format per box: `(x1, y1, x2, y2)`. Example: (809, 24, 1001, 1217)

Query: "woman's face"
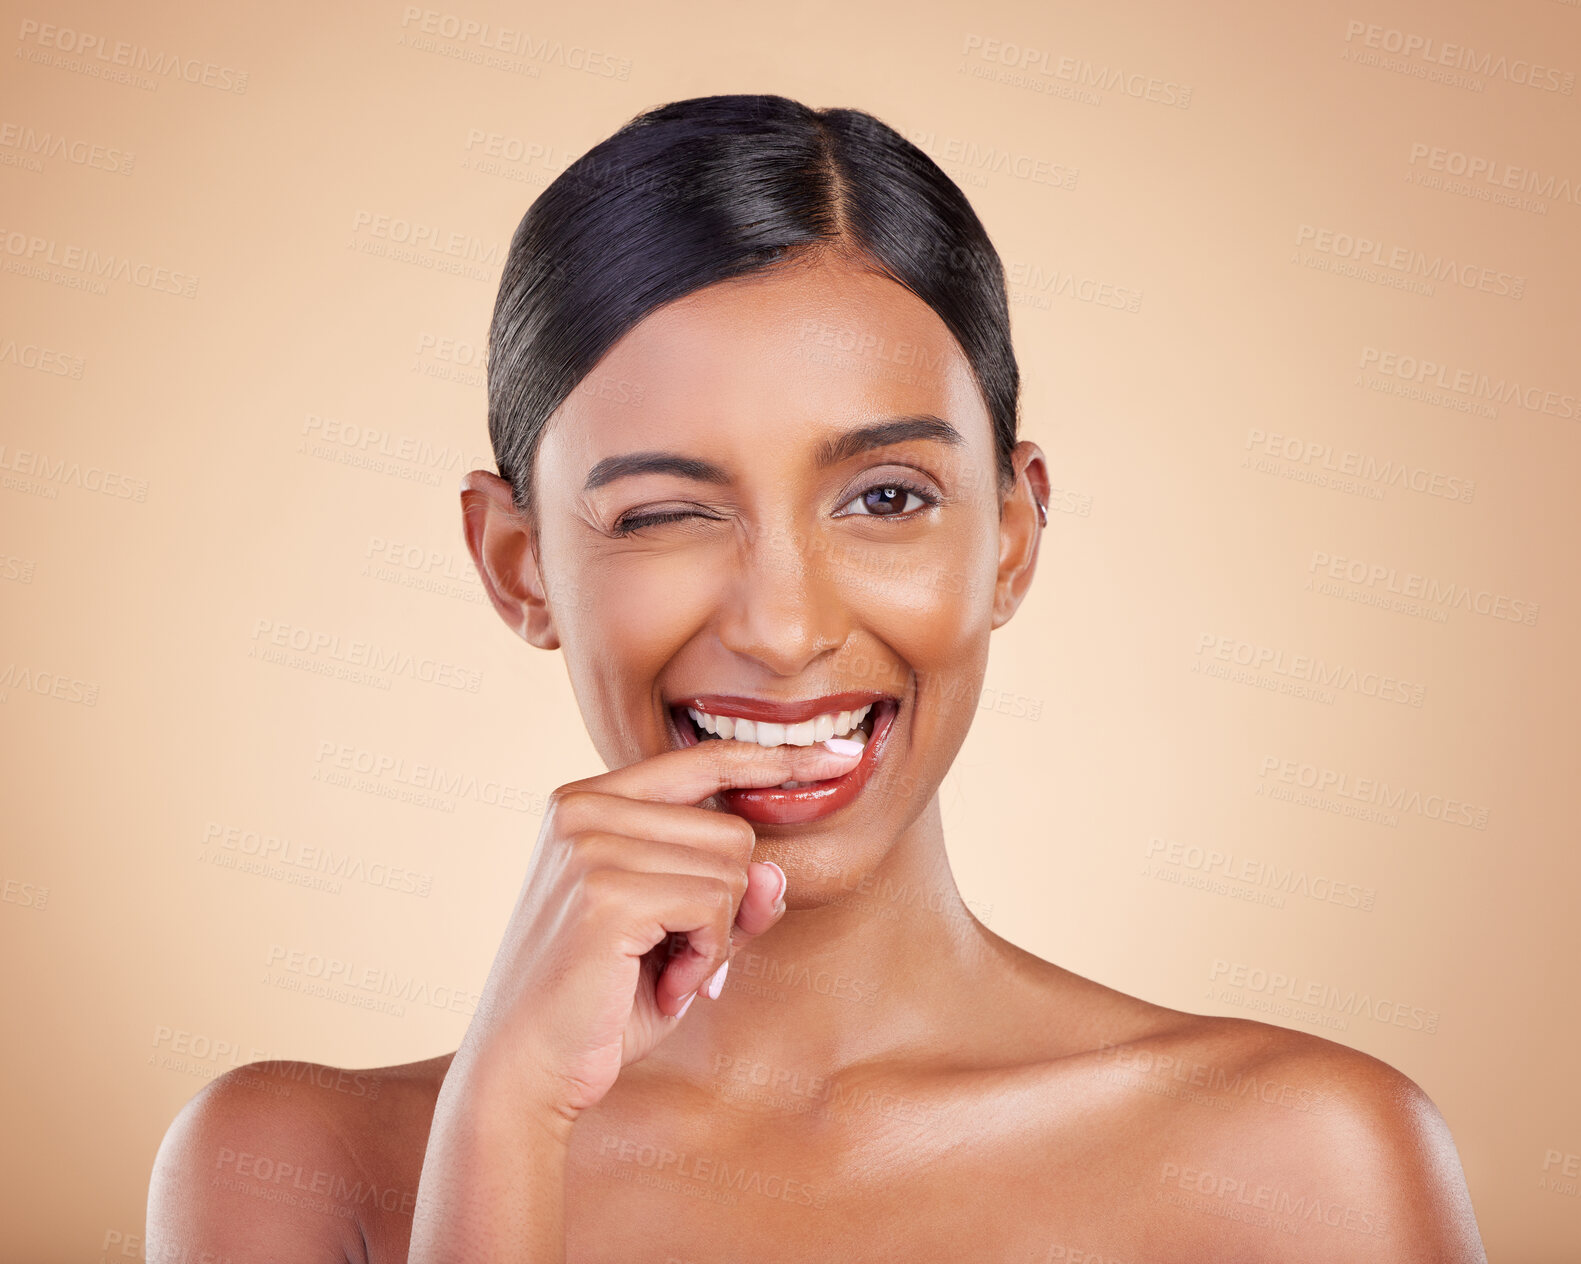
(467, 253, 1046, 896)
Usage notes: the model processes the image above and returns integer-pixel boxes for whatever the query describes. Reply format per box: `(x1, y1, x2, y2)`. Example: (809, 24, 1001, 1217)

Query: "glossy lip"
(668, 696, 901, 827)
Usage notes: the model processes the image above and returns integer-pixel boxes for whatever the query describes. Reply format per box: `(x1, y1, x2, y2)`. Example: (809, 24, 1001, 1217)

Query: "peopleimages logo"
(1307, 550, 1539, 627)
(263, 945, 483, 1016)
(959, 34, 1193, 107)
(14, 18, 251, 93)
(202, 821, 434, 897)
(1258, 756, 1490, 830)
(349, 211, 500, 266)
(1144, 836, 1378, 911)
(0, 226, 199, 297)
(310, 739, 545, 814)
(1360, 348, 1579, 420)
(397, 6, 632, 79)
(1295, 224, 1526, 299)
(249, 617, 483, 693)
(1197, 630, 1427, 706)
(0, 444, 149, 501)
(0, 123, 135, 175)
(1342, 20, 1576, 94)
(1210, 960, 1440, 1034)
(1243, 429, 1475, 504)
(1408, 143, 1581, 209)
(0, 338, 85, 378)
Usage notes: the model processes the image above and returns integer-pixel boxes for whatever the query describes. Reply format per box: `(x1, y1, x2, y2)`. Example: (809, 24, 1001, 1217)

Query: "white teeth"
(685, 702, 876, 747)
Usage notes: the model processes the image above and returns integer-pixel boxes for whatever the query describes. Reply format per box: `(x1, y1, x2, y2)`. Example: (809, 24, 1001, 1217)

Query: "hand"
(454, 734, 866, 1123)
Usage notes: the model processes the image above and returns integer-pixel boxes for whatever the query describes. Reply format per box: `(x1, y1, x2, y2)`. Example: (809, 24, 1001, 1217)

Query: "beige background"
(2, 0, 1577, 1258)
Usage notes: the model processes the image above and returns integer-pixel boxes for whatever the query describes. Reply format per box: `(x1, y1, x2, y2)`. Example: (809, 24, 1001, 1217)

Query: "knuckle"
(728, 817, 758, 852)
(546, 785, 594, 829)
(706, 876, 735, 915)
(564, 829, 617, 870)
(566, 826, 613, 851)
(577, 865, 626, 912)
(689, 872, 726, 910)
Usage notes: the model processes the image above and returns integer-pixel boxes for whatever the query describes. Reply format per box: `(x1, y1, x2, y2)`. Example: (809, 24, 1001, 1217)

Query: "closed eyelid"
(611, 476, 940, 535)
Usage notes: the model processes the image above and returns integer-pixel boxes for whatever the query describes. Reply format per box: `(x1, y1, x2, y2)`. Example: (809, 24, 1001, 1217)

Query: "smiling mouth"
(680, 702, 879, 748)
(668, 696, 899, 795)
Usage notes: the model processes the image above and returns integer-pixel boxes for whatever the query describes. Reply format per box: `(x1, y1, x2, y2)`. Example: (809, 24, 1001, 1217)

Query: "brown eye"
(836, 482, 938, 519)
(863, 486, 910, 515)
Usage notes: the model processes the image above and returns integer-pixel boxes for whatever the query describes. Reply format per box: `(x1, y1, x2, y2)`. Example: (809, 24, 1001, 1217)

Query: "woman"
(148, 94, 1488, 1262)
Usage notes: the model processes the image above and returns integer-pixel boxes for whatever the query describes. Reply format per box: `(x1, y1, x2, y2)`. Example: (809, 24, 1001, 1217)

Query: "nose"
(713, 518, 849, 676)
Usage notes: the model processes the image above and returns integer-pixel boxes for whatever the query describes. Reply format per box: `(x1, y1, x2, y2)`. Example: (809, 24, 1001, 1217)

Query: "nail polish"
(704, 959, 729, 1000)
(764, 860, 788, 906)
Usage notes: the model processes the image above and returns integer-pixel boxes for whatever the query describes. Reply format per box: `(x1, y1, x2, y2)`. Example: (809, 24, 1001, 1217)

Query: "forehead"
(539, 258, 990, 480)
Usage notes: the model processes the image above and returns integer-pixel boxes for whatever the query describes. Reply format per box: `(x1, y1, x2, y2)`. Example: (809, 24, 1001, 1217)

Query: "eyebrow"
(581, 413, 965, 492)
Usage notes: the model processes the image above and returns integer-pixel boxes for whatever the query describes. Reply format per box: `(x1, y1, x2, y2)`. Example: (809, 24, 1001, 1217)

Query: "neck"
(642, 795, 1003, 1087)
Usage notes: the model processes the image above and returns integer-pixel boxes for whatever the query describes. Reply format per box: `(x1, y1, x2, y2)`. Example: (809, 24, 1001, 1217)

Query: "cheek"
(834, 531, 996, 724)
(553, 560, 721, 765)
(558, 555, 721, 674)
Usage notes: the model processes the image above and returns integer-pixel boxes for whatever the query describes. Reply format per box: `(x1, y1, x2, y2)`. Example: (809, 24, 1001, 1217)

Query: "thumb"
(731, 859, 789, 942)
(674, 861, 788, 1011)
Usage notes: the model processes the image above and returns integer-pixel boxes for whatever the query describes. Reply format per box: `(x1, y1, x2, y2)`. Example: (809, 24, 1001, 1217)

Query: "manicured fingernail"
(763, 860, 788, 905)
(704, 959, 729, 1000)
(673, 991, 697, 1019)
(822, 737, 863, 756)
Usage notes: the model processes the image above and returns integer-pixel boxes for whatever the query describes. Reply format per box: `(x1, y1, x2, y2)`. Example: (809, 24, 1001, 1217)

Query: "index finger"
(575, 734, 866, 806)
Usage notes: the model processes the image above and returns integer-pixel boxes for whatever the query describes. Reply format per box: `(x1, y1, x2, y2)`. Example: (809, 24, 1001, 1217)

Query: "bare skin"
(147, 251, 1488, 1262)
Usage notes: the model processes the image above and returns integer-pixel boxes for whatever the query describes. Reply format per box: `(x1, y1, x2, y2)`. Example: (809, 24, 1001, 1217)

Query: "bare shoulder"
(1236, 1021, 1486, 1260)
(147, 1053, 455, 1263)
(1080, 1010, 1489, 1263)
(988, 950, 1488, 1262)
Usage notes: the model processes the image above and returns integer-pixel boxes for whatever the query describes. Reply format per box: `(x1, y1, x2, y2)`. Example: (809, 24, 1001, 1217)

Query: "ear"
(991, 441, 1049, 630)
(459, 470, 560, 650)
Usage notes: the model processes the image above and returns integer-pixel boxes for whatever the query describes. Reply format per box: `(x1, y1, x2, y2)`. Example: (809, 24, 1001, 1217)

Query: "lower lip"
(671, 699, 900, 826)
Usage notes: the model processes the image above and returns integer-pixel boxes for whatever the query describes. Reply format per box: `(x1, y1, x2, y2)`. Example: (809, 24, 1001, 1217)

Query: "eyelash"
(612, 479, 941, 537)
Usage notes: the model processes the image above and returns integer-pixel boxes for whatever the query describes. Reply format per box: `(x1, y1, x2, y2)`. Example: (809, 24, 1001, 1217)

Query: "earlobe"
(459, 470, 561, 650)
(517, 550, 561, 650)
(990, 441, 1049, 630)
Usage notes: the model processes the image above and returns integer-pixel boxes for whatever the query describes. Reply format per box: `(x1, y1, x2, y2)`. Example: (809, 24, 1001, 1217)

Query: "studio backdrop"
(1, 0, 1576, 1259)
